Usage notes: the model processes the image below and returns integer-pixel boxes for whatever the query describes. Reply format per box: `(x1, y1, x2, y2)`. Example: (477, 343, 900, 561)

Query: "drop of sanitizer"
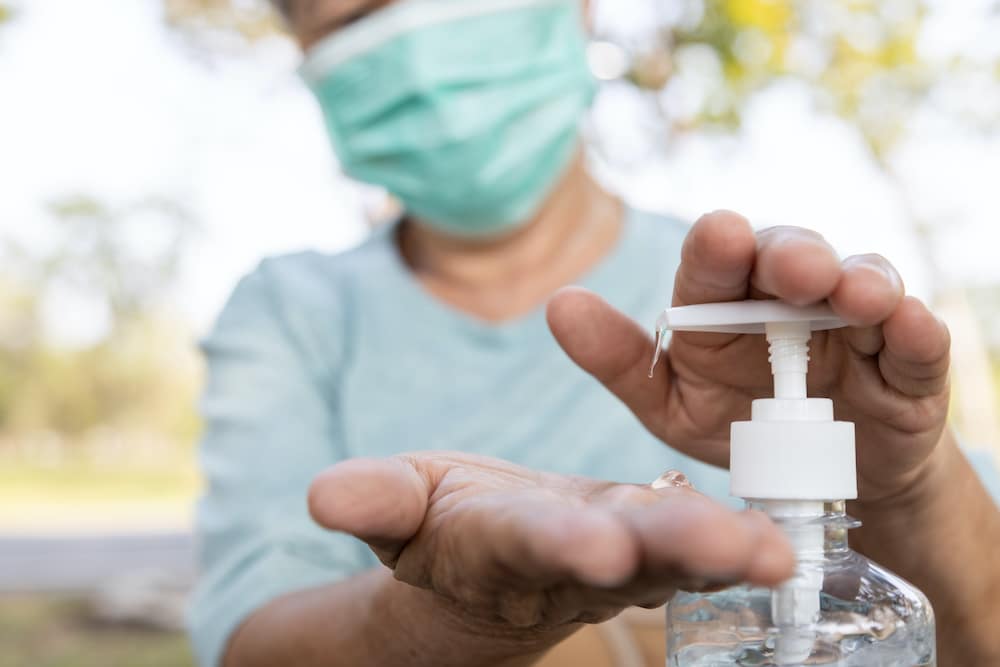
(648, 328, 665, 379)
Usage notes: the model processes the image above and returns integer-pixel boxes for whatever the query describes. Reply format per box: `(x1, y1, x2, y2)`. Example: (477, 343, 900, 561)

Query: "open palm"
(307, 451, 793, 633)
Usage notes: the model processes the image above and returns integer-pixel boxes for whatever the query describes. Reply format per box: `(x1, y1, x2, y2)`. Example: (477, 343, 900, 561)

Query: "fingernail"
(843, 254, 902, 292)
(763, 226, 831, 249)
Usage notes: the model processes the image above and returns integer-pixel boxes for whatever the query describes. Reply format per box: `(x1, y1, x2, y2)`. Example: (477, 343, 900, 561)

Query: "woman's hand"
(307, 452, 793, 638)
(547, 210, 951, 506)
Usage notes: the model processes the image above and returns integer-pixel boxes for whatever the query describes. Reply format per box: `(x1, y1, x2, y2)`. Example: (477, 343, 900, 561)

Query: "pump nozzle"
(651, 300, 846, 407)
(653, 300, 856, 664)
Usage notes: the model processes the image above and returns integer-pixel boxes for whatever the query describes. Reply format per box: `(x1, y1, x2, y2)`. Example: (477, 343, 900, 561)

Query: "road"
(0, 532, 195, 592)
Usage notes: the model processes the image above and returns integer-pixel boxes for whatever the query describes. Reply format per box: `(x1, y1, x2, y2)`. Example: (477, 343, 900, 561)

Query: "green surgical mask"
(299, 0, 596, 237)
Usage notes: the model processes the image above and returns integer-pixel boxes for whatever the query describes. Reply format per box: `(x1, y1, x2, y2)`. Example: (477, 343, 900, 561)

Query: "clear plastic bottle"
(650, 300, 936, 667)
(666, 501, 936, 666)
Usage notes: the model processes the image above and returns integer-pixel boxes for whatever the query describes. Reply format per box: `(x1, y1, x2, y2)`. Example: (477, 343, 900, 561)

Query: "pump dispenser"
(654, 300, 936, 667)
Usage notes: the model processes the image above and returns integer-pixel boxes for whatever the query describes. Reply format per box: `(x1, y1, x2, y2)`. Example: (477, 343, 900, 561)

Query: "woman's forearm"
(223, 566, 575, 667)
(850, 431, 1000, 666)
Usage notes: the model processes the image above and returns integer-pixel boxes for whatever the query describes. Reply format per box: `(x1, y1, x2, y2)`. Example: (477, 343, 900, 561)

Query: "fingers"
(675, 214, 904, 324)
(738, 510, 798, 584)
(308, 457, 431, 564)
(672, 210, 757, 307)
(672, 214, 841, 310)
(830, 254, 905, 328)
(670, 214, 840, 351)
(508, 503, 641, 587)
(750, 226, 842, 305)
(547, 287, 671, 436)
(673, 217, 919, 375)
(491, 488, 794, 591)
(623, 490, 795, 587)
(441, 491, 641, 593)
(589, 479, 793, 586)
(879, 296, 951, 397)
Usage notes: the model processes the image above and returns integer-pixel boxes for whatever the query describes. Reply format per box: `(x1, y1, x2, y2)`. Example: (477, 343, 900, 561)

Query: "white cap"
(656, 300, 857, 501)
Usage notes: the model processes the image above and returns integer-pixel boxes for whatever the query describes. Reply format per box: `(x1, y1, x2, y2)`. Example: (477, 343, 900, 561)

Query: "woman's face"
(291, 0, 596, 234)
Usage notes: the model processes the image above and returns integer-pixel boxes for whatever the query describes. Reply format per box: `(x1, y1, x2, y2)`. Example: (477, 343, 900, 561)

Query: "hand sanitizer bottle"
(652, 300, 936, 667)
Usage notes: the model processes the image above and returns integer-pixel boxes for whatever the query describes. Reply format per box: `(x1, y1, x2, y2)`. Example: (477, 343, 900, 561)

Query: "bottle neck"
(746, 500, 858, 556)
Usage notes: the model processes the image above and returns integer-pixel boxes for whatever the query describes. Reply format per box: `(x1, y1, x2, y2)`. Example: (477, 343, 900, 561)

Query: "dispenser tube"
(765, 321, 810, 400)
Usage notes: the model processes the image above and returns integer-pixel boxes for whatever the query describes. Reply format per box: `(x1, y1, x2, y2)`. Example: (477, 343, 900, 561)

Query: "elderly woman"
(188, 1, 1000, 666)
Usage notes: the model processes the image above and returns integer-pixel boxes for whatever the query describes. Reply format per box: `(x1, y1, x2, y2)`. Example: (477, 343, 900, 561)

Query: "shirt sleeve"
(186, 260, 371, 667)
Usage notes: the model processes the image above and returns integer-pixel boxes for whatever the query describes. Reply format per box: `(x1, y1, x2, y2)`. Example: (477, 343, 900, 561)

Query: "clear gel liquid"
(667, 504, 935, 667)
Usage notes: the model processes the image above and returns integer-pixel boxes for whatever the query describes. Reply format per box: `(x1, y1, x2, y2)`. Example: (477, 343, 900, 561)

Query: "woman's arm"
(225, 568, 563, 667)
(223, 452, 795, 667)
(851, 431, 1000, 666)
(189, 260, 367, 667)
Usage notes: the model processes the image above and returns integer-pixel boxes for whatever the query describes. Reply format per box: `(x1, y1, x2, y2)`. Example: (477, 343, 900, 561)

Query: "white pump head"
(654, 300, 857, 501)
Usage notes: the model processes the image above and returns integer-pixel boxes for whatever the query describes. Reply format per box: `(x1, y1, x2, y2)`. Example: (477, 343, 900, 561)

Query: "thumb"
(308, 456, 430, 566)
(546, 287, 671, 438)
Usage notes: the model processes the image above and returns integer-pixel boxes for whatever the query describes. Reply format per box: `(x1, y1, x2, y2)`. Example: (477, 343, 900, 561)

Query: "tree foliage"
(622, 0, 956, 160)
(34, 196, 195, 326)
(0, 197, 200, 441)
(162, 0, 285, 57)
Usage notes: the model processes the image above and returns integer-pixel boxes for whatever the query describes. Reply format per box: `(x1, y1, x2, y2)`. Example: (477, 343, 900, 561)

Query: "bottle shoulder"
(668, 550, 935, 666)
(673, 548, 932, 615)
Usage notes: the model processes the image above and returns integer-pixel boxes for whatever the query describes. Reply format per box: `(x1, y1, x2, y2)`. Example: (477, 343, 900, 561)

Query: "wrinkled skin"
(547, 212, 950, 506)
(309, 452, 794, 632)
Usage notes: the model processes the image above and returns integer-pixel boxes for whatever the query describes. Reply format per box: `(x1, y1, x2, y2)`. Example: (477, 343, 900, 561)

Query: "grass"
(0, 456, 201, 532)
(0, 462, 200, 502)
(0, 594, 194, 667)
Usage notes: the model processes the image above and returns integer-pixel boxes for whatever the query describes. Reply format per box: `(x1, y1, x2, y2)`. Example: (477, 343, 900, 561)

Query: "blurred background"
(1, 0, 999, 664)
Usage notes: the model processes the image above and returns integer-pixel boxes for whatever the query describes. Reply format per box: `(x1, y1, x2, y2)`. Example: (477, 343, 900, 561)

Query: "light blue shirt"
(187, 208, 1000, 666)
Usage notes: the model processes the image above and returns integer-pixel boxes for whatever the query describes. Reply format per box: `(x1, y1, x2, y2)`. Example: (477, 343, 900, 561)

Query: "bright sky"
(1, 0, 998, 346)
